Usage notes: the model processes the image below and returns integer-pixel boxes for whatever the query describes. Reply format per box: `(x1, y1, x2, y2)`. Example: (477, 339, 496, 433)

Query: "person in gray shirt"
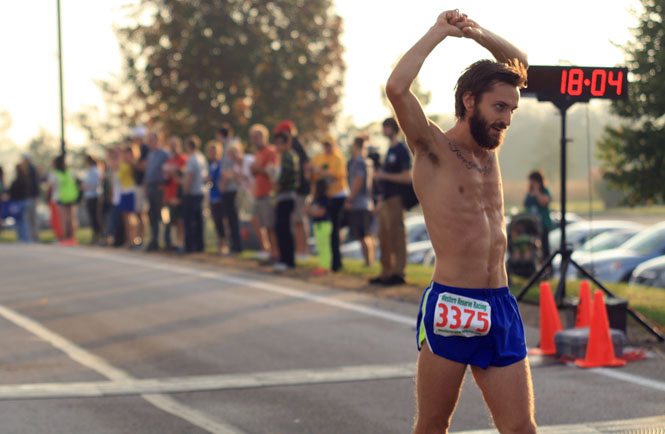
(220, 142, 243, 253)
(144, 132, 170, 251)
(345, 136, 375, 267)
(183, 136, 208, 252)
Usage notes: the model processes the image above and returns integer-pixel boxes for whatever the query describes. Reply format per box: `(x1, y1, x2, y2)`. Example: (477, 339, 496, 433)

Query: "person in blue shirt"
(207, 140, 226, 255)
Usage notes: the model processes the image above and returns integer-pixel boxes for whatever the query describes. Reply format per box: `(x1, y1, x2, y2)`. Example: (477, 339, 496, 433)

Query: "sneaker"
(296, 253, 310, 261)
(384, 275, 407, 286)
(272, 262, 288, 272)
(310, 267, 330, 276)
(253, 251, 270, 260)
(368, 276, 387, 285)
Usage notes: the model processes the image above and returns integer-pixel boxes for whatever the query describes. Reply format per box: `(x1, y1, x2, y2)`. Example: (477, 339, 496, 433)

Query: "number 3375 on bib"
(433, 292, 492, 338)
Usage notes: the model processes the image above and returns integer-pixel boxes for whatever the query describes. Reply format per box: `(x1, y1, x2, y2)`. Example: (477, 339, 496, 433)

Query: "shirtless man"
(386, 10, 536, 434)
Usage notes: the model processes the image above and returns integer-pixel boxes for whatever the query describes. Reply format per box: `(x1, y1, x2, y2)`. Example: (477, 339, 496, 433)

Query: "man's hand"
(434, 10, 467, 38)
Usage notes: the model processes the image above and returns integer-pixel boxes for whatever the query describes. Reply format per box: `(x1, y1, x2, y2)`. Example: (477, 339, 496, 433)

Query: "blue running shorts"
(417, 281, 527, 369)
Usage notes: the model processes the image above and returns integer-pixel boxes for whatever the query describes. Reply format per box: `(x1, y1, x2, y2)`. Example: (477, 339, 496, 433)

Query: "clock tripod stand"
(515, 65, 663, 341)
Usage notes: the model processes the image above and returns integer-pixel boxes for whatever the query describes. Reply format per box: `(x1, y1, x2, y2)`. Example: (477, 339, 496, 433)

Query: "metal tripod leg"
(515, 249, 559, 301)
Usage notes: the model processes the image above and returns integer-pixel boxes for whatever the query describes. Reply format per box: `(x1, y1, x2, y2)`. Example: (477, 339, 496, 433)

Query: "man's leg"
(413, 345, 468, 434)
(471, 359, 536, 434)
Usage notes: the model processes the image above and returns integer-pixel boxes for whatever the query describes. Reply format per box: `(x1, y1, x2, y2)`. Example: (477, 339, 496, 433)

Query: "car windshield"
(621, 224, 665, 255)
(579, 231, 635, 253)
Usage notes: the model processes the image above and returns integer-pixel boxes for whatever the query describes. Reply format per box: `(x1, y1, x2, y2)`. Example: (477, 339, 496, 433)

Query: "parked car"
(548, 220, 643, 253)
(630, 256, 665, 289)
(553, 227, 643, 276)
(406, 239, 434, 265)
(575, 221, 665, 282)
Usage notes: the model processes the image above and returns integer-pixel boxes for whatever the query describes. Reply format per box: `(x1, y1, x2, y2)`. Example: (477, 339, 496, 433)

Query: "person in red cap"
(273, 121, 311, 260)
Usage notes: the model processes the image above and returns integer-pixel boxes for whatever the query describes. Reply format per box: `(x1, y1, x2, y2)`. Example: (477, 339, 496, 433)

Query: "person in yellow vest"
(310, 135, 348, 272)
(117, 147, 139, 248)
(50, 155, 80, 245)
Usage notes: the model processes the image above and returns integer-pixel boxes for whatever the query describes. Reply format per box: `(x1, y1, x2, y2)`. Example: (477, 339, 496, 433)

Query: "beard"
(469, 108, 506, 150)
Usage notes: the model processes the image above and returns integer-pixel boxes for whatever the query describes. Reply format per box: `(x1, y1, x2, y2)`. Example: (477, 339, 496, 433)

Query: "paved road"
(0, 244, 663, 433)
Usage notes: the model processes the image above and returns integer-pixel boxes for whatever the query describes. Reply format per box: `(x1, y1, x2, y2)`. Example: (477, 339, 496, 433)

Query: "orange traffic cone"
(528, 282, 563, 355)
(575, 280, 593, 328)
(576, 290, 627, 368)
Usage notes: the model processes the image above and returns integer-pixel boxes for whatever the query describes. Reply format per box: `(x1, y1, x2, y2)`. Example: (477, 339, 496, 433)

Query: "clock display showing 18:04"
(560, 68, 623, 97)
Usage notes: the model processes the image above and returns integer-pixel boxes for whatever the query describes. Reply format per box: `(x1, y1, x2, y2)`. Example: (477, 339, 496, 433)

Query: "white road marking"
(56, 247, 416, 326)
(0, 362, 416, 400)
(589, 366, 665, 393)
(453, 415, 665, 433)
(0, 303, 245, 434)
(29, 246, 665, 396)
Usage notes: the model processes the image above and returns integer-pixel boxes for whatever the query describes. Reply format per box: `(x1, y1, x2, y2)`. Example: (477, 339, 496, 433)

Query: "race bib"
(433, 292, 492, 337)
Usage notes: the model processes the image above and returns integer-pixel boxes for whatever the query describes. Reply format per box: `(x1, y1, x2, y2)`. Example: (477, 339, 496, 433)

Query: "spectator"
(131, 127, 150, 247)
(144, 132, 170, 251)
(220, 142, 243, 254)
(100, 154, 114, 244)
(273, 120, 310, 259)
(82, 155, 103, 244)
(307, 179, 332, 276)
(8, 164, 30, 242)
(0, 166, 4, 234)
(21, 154, 40, 241)
(118, 147, 138, 248)
(216, 122, 241, 156)
(273, 132, 300, 271)
(182, 135, 208, 253)
(524, 170, 553, 258)
(370, 117, 412, 285)
(104, 148, 123, 247)
(163, 136, 188, 252)
(207, 140, 227, 255)
(311, 135, 348, 272)
(249, 124, 279, 262)
(345, 136, 375, 267)
(49, 155, 79, 245)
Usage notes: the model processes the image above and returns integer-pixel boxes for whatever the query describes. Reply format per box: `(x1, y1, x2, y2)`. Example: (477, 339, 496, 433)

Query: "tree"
(596, 0, 665, 205)
(113, 0, 345, 141)
(25, 129, 60, 174)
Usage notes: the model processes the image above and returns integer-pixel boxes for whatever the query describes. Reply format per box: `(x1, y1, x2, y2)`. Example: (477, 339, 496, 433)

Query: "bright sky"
(0, 0, 640, 148)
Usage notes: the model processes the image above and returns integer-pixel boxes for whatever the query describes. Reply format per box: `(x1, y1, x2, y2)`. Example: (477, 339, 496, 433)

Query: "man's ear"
(462, 91, 475, 114)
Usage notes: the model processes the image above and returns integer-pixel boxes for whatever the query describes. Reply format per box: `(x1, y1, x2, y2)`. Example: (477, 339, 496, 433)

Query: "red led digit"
(560, 70, 567, 94)
(608, 70, 623, 95)
(567, 68, 584, 96)
(590, 69, 607, 97)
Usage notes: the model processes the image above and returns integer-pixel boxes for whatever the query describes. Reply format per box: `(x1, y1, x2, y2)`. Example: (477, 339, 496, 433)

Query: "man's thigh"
(414, 344, 467, 431)
(471, 358, 536, 433)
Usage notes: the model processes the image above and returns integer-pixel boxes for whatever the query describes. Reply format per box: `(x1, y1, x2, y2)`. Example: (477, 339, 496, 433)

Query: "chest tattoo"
(446, 139, 494, 175)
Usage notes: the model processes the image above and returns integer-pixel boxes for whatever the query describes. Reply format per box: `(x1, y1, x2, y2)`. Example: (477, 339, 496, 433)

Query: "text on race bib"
(433, 292, 492, 337)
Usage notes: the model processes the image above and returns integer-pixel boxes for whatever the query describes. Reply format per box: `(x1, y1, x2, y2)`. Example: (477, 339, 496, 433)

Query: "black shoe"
(146, 243, 159, 252)
(384, 275, 407, 286)
(368, 276, 387, 285)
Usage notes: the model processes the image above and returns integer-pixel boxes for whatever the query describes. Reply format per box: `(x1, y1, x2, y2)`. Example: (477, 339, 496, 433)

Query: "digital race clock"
(523, 65, 628, 102)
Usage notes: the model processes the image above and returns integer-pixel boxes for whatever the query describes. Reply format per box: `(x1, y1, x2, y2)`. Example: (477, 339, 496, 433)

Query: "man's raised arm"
(386, 10, 466, 155)
(456, 18, 528, 67)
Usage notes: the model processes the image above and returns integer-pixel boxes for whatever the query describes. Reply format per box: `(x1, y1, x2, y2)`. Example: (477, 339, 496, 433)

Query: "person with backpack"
(370, 117, 413, 286)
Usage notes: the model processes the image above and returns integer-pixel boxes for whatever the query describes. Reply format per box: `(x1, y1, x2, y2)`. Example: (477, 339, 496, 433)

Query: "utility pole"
(56, 0, 66, 155)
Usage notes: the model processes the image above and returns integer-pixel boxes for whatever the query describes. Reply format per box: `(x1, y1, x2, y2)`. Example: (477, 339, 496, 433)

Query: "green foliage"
(25, 129, 60, 174)
(597, 0, 665, 205)
(113, 0, 345, 141)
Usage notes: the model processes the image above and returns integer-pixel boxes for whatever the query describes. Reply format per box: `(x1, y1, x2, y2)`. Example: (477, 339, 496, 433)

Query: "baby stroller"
(507, 213, 544, 278)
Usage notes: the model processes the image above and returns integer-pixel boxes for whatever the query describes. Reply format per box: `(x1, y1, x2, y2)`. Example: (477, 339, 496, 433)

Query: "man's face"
(147, 133, 159, 150)
(275, 138, 288, 154)
(206, 146, 219, 161)
(250, 130, 265, 149)
(468, 82, 519, 150)
(382, 125, 394, 139)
